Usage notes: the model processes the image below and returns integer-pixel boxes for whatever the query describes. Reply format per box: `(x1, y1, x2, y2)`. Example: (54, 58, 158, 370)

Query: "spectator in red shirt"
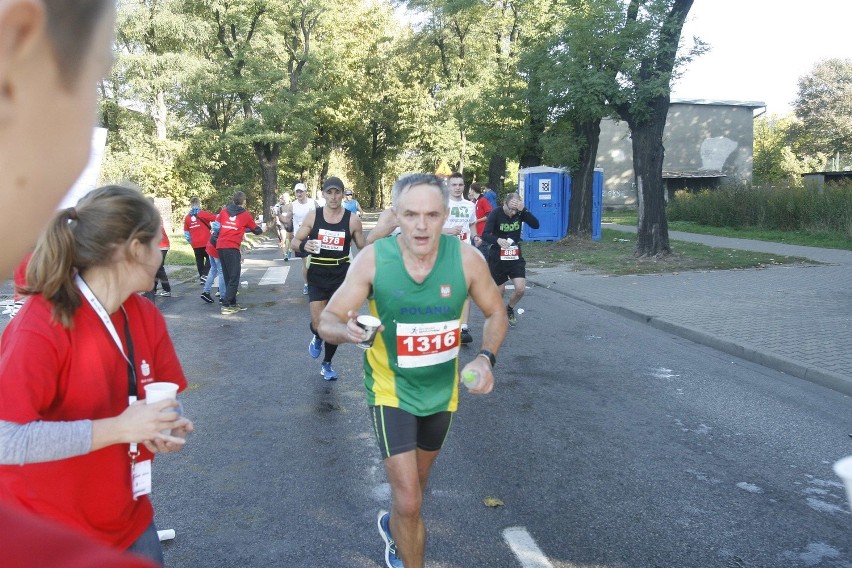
(214, 191, 263, 313)
(183, 197, 216, 283)
(0, 185, 193, 564)
(469, 182, 493, 247)
(147, 222, 171, 298)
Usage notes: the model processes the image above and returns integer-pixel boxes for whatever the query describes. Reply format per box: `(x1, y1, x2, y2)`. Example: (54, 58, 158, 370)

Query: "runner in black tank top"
(291, 176, 367, 380)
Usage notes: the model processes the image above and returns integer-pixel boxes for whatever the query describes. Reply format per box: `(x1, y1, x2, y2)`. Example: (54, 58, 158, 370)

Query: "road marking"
(503, 527, 554, 568)
(259, 266, 290, 286)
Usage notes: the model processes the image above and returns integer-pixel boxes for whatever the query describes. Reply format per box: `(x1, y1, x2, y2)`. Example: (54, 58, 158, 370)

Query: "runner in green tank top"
(318, 173, 508, 568)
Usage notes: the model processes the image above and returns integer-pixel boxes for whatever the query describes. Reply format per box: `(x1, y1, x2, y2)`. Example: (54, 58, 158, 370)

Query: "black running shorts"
(488, 257, 526, 286)
(306, 264, 348, 302)
(369, 406, 454, 459)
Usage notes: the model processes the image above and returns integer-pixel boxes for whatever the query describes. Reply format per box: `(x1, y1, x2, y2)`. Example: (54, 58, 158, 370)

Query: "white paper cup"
(356, 315, 382, 349)
(832, 455, 852, 511)
(144, 382, 179, 435)
(310, 239, 323, 253)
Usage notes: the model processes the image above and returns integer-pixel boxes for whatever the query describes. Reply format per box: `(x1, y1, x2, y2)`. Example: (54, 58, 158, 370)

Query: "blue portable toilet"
(591, 168, 603, 241)
(519, 166, 570, 242)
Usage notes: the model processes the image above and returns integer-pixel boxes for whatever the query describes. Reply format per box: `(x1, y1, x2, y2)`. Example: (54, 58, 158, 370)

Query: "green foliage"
(666, 183, 852, 238)
(753, 114, 826, 187)
(792, 58, 852, 166)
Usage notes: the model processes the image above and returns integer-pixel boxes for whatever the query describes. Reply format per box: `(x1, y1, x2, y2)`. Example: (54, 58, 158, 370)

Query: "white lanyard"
(75, 274, 138, 455)
(75, 275, 131, 368)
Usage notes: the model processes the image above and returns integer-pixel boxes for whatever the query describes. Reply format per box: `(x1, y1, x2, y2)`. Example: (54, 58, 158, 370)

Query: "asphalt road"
(2, 239, 848, 567)
(135, 240, 851, 568)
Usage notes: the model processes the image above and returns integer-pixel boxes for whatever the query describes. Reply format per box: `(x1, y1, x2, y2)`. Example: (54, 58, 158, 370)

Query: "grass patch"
(602, 209, 638, 224)
(601, 210, 850, 250)
(522, 229, 813, 276)
(666, 221, 851, 250)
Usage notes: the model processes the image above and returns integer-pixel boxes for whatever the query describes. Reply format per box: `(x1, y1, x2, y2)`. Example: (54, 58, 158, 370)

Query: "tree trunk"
(568, 119, 602, 237)
(487, 153, 506, 195)
(253, 141, 280, 225)
(153, 91, 167, 141)
(316, 158, 329, 197)
(629, 98, 670, 257)
(458, 128, 466, 174)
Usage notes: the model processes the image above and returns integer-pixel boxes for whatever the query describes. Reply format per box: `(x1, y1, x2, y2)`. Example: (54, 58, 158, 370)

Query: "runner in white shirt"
(291, 183, 317, 295)
(444, 172, 478, 345)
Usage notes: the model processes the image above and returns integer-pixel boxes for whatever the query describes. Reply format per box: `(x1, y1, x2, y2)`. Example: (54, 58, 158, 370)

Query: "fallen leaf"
(483, 497, 504, 508)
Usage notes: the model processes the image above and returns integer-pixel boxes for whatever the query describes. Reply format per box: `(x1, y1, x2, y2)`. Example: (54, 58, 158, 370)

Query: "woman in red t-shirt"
(469, 182, 493, 247)
(0, 186, 194, 565)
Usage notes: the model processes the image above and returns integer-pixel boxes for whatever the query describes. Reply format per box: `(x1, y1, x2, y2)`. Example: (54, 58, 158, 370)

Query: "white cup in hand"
(144, 382, 179, 435)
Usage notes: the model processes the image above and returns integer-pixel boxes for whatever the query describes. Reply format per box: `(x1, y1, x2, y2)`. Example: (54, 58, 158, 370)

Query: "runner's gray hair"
(391, 174, 449, 210)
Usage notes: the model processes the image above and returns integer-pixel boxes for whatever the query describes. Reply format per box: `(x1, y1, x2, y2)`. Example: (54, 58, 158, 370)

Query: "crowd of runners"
(181, 171, 541, 567)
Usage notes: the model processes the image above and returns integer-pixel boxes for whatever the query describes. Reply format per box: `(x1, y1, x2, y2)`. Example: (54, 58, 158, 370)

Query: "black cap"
(322, 176, 344, 192)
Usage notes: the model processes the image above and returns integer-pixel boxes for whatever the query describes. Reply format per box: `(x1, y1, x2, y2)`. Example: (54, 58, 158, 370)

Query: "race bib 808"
(396, 320, 460, 368)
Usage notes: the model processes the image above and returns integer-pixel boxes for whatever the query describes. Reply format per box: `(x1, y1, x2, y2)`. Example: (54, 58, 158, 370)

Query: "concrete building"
(596, 99, 766, 207)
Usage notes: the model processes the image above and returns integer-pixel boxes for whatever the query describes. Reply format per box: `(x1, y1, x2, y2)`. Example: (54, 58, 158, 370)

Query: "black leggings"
(151, 250, 170, 293)
(193, 247, 210, 278)
(219, 248, 242, 305)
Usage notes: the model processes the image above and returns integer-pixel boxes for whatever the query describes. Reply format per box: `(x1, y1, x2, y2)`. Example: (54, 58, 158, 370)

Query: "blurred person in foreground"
(318, 173, 507, 568)
(0, 1, 168, 565)
(0, 186, 193, 565)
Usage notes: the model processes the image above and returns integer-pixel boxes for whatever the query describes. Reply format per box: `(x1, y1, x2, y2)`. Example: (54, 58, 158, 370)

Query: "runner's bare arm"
(459, 244, 508, 394)
(350, 214, 367, 251)
(318, 247, 377, 345)
(463, 245, 507, 355)
(366, 208, 399, 244)
(291, 208, 316, 253)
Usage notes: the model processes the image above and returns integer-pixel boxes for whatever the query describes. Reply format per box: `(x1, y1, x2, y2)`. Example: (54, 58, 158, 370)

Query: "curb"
(529, 277, 852, 398)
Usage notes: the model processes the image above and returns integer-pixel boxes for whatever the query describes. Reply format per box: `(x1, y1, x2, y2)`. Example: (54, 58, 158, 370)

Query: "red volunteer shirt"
(475, 197, 493, 236)
(158, 226, 170, 250)
(0, 293, 187, 550)
(215, 207, 258, 250)
(183, 210, 216, 248)
(1, 503, 156, 568)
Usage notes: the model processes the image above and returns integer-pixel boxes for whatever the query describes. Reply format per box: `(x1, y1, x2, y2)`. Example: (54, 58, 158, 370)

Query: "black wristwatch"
(478, 349, 496, 367)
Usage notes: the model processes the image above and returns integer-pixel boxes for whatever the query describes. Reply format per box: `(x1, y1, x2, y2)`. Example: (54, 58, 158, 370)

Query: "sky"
(672, 1, 852, 115)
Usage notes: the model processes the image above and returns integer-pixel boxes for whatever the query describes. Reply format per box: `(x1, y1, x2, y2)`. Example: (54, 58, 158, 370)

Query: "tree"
(611, 0, 697, 257)
(533, 0, 623, 237)
(792, 58, 852, 170)
(754, 115, 827, 187)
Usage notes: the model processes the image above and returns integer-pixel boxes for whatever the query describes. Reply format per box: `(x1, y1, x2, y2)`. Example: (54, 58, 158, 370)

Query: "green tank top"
(364, 235, 468, 415)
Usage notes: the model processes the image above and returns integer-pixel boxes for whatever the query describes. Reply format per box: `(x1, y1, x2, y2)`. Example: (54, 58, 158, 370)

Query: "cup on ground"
(833, 455, 852, 511)
(355, 315, 381, 349)
(144, 382, 180, 435)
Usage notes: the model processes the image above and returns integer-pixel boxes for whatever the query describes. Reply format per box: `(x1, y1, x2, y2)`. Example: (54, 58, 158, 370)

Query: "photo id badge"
(132, 459, 152, 500)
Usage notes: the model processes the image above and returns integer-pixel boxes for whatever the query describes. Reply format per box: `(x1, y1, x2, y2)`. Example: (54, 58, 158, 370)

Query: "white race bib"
(396, 320, 460, 368)
(318, 228, 345, 252)
(500, 246, 519, 261)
